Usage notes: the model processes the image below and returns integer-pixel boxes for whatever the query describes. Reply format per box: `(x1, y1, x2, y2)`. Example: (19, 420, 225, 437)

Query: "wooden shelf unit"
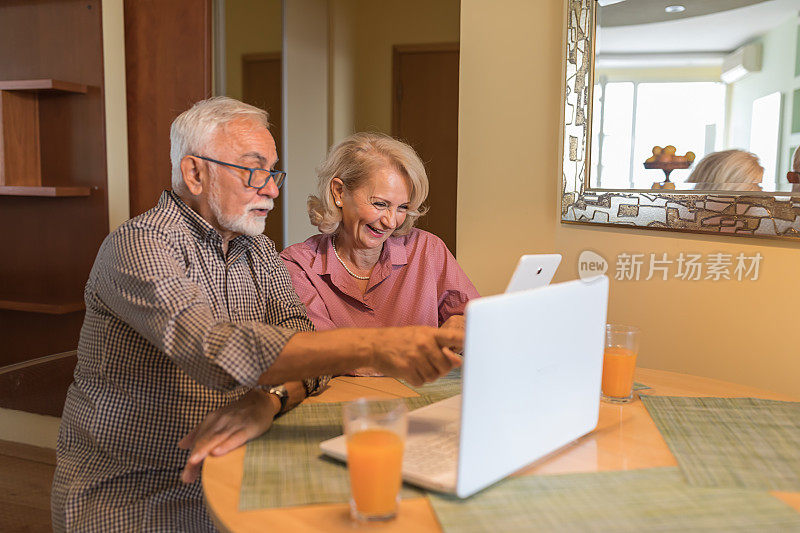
(0, 0, 107, 414)
(0, 79, 87, 94)
(0, 78, 89, 190)
(0, 299, 85, 315)
(0, 185, 91, 197)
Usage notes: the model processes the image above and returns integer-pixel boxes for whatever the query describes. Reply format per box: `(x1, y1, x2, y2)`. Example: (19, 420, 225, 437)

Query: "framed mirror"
(561, 0, 800, 239)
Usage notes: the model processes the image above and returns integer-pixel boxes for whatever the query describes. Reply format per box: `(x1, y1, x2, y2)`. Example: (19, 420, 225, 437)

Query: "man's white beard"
(209, 180, 273, 236)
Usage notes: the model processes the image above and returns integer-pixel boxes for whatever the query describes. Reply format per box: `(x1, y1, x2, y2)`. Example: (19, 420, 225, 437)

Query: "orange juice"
(347, 429, 404, 516)
(602, 346, 637, 398)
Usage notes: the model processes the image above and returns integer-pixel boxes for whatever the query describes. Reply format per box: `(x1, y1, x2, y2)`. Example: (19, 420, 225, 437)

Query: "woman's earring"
(335, 200, 342, 207)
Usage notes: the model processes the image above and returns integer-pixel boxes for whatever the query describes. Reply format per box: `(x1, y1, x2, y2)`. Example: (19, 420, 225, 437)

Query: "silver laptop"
(320, 276, 609, 498)
(505, 254, 562, 292)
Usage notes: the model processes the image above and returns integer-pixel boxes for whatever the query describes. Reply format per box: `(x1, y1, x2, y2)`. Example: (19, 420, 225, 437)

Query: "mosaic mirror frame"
(561, 0, 800, 240)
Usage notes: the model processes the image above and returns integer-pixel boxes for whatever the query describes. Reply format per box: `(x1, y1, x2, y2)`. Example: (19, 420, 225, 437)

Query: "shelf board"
(0, 299, 85, 315)
(0, 186, 91, 197)
(0, 79, 87, 94)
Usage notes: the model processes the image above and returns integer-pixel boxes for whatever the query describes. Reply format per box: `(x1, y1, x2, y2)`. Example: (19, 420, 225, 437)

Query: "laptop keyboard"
(403, 421, 460, 477)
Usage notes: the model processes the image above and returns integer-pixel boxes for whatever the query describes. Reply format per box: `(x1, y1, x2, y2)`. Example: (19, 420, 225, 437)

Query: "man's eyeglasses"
(195, 155, 287, 190)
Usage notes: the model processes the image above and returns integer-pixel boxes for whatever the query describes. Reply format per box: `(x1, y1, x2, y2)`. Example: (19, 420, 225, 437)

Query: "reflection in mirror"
(591, 0, 800, 193)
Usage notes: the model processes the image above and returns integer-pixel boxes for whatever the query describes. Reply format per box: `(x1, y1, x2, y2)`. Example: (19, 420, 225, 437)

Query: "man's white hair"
(169, 96, 270, 194)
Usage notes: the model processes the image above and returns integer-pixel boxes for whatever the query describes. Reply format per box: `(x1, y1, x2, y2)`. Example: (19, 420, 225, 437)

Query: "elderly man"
(51, 97, 462, 531)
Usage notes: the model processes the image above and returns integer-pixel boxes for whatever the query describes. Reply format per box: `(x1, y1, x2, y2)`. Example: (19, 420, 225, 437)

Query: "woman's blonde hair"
(308, 132, 429, 235)
(686, 149, 763, 191)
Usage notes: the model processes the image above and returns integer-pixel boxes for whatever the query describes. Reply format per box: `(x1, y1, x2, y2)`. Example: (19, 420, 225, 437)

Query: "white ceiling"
(599, 0, 767, 26)
(598, 0, 800, 54)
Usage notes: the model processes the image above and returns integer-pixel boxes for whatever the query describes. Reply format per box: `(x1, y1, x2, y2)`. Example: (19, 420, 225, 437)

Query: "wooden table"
(203, 369, 800, 532)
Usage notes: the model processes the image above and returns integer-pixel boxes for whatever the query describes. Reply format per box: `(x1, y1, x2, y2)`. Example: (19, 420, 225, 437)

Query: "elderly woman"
(280, 132, 478, 373)
(686, 149, 763, 192)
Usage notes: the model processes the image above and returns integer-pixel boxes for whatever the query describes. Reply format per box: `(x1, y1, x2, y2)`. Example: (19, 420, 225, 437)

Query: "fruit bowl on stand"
(644, 161, 692, 189)
(645, 146, 695, 189)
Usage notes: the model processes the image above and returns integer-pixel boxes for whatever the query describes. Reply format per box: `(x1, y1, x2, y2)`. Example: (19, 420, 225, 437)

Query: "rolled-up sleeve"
(92, 225, 304, 391)
(436, 242, 481, 325)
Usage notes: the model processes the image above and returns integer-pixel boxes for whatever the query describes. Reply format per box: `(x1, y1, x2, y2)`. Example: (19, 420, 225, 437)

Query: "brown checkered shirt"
(52, 191, 324, 531)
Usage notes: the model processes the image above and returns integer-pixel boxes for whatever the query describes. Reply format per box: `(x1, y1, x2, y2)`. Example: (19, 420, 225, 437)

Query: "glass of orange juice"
(601, 324, 640, 403)
(343, 398, 408, 522)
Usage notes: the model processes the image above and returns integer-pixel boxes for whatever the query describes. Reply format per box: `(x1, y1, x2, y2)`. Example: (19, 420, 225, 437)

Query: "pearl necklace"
(332, 234, 371, 280)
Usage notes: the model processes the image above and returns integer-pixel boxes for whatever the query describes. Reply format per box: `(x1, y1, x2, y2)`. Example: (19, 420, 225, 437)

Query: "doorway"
(242, 52, 284, 250)
(391, 43, 459, 255)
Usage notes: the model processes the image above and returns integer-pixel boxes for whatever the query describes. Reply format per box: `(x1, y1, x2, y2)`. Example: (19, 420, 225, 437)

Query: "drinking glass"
(601, 324, 640, 403)
(343, 398, 408, 522)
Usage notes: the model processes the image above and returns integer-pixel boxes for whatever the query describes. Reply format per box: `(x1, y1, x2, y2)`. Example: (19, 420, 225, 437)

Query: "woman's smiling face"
(333, 166, 412, 251)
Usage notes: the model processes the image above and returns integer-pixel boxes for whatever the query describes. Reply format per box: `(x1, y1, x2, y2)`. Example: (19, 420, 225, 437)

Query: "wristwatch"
(266, 385, 289, 414)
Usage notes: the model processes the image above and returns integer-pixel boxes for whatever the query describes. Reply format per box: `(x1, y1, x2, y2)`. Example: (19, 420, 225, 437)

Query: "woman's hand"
(440, 315, 465, 331)
(441, 315, 466, 355)
(178, 388, 279, 484)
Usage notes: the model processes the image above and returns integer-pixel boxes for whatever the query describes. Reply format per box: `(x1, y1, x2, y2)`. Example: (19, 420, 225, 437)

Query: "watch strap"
(258, 384, 288, 414)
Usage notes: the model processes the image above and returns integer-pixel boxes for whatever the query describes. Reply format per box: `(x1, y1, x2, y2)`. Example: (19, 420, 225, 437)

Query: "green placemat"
(642, 396, 800, 491)
(405, 367, 462, 402)
(409, 369, 648, 396)
(240, 379, 466, 512)
(240, 371, 463, 510)
(239, 402, 424, 510)
(428, 467, 800, 532)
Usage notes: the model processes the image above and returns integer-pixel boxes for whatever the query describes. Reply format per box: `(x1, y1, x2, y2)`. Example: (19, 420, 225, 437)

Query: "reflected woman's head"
(687, 149, 763, 191)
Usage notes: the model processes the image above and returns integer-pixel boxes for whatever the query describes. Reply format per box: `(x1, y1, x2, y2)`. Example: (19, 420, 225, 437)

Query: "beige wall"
(458, 0, 800, 397)
(329, 0, 460, 138)
(224, 0, 282, 100)
(458, 0, 561, 290)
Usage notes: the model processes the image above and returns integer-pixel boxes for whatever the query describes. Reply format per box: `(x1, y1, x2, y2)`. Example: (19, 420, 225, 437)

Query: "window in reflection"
(634, 82, 725, 189)
(593, 81, 634, 188)
(592, 80, 724, 189)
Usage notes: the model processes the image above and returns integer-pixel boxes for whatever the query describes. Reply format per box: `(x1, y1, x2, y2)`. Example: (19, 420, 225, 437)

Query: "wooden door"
(242, 53, 284, 249)
(392, 44, 459, 255)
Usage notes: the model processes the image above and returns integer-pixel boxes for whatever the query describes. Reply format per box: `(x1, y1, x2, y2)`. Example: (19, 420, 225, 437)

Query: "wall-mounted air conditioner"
(721, 43, 762, 84)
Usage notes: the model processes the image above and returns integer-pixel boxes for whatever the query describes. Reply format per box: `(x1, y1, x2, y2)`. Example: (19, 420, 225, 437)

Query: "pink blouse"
(279, 228, 480, 331)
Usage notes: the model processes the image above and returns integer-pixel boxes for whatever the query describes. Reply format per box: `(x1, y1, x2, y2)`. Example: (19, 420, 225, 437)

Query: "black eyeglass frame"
(195, 155, 286, 190)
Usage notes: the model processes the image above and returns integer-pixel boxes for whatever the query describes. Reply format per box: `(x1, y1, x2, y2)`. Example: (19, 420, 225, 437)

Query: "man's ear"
(180, 156, 204, 195)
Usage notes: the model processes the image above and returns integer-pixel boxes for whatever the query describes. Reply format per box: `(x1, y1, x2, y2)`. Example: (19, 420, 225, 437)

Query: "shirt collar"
(383, 233, 408, 267)
(164, 190, 255, 251)
(312, 233, 408, 276)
